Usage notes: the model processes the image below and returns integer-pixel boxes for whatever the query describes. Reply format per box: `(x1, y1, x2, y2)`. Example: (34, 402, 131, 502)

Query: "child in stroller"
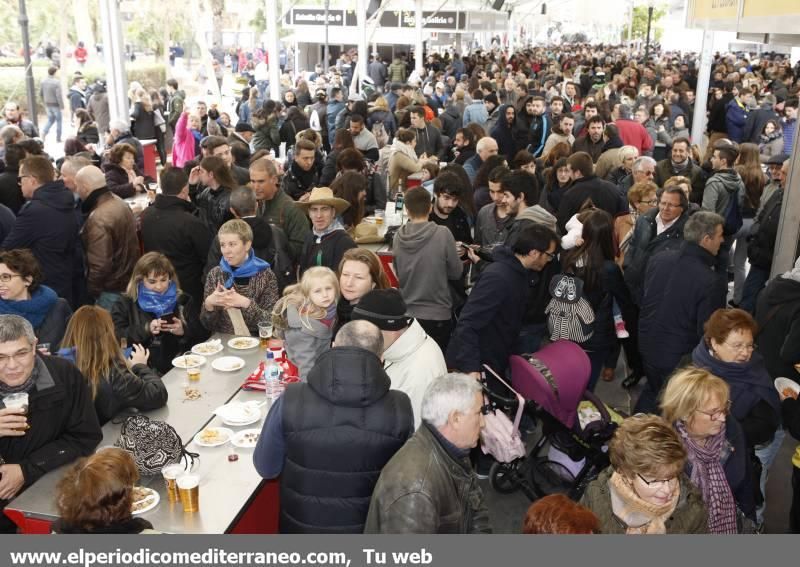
(482, 340, 623, 501)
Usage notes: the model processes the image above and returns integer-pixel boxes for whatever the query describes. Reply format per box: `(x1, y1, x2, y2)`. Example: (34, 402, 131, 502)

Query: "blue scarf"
(219, 249, 270, 289)
(0, 285, 58, 328)
(136, 281, 178, 317)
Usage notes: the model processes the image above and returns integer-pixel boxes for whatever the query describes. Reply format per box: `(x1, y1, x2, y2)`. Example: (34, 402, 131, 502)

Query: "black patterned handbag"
(114, 415, 198, 475)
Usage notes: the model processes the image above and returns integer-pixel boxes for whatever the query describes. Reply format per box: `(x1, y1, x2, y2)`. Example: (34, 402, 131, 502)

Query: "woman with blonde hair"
(388, 128, 423, 193)
(111, 252, 203, 374)
(202, 219, 279, 335)
(615, 180, 658, 265)
(272, 267, 340, 380)
(60, 306, 167, 425)
(580, 413, 708, 534)
(55, 448, 155, 534)
(607, 145, 639, 188)
(661, 366, 756, 533)
(367, 95, 397, 144)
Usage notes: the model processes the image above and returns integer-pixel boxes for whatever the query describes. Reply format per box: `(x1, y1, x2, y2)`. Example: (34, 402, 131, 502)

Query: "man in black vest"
(253, 320, 414, 533)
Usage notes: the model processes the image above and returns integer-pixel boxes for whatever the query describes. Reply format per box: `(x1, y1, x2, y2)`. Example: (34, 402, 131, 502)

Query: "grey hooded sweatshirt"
(393, 221, 463, 321)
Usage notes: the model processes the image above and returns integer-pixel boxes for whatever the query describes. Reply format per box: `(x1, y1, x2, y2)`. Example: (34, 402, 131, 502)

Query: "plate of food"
(193, 426, 234, 447)
(227, 336, 260, 350)
(212, 356, 246, 372)
(131, 486, 160, 515)
(172, 354, 206, 369)
(775, 377, 800, 398)
(191, 339, 223, 356)
(231, 429, 261, 449)
(215, 402, 261, 426)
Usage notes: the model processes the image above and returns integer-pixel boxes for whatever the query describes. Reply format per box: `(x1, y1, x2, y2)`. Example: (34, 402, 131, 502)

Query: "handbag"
(114, 415, 198, 475)
(479, 365, 527, 463)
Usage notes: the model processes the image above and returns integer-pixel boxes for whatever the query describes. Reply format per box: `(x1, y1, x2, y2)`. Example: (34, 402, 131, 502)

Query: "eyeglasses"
(0, 274, 22, 283)
(694, 401, 731, 421)
(641, 199, 659, 206)
(637, 472, 677, 488)
(722, 341, 755, 353)
(17, 175, 32, 185)
(537, 249, 556, 261)
(0, 348, 34, 366)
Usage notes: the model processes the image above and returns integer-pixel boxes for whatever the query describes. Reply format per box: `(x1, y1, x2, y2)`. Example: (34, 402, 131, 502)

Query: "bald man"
(60, 156, 92, 194)
(75, 165, 140, 310)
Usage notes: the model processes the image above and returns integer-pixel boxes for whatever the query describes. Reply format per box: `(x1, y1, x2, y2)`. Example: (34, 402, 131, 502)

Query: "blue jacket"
(725, 99, 748, 143)
(326, 100, 346, 145)
(446, 246, 531, 375)
(639, 242, 727, 371)
(462, 101, 488, 128)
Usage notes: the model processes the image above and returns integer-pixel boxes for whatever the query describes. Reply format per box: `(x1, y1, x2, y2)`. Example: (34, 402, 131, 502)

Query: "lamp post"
(17, 0, 37, 131)
(323, 0, 330, 70)
(644, 2, 654, 62)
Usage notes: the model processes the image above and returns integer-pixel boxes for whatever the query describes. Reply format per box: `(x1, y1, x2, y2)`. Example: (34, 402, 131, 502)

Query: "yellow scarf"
(608, 471, 679, 535)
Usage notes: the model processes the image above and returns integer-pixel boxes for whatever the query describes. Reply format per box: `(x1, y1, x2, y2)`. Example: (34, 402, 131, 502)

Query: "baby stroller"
(482, 340, 621, 501)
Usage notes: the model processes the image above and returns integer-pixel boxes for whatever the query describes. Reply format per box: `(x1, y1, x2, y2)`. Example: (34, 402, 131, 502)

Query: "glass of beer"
(258, 321, 273, 349)
(375, 209, 385, 225)
(162, 464, 184, 503)
(187, 366, 201, 382)
(177, 474, 200, 512)
(3, 392, 29, 432)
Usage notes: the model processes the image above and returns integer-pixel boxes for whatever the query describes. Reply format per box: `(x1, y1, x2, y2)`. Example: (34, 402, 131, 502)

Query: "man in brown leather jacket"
(364, 373, 492, 534)
(74, 166, 140, 310)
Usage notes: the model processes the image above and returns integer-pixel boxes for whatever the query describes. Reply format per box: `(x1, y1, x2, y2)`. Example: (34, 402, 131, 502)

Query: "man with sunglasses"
(0, 315, 101, 533)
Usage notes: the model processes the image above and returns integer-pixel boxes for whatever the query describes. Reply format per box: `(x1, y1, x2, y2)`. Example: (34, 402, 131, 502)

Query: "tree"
(622, 4, 667, 43)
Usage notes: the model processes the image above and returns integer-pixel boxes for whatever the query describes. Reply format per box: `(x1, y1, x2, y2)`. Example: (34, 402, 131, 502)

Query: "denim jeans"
(514, 322, 548, 356)
(42, 106, 62, 141)
(740, 265, 771, 313)
(755, 428, 786, 525)
(732, 218, 754, 304)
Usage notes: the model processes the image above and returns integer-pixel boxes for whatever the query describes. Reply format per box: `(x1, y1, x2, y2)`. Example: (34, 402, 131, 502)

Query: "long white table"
(4, 334, 278, 534)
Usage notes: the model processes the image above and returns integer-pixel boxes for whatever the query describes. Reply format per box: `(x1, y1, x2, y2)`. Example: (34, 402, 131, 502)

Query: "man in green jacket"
(249, 157, 309, 261)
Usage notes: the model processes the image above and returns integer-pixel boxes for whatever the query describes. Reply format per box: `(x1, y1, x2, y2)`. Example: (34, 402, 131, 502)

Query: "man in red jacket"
(613, 103, 653, 156)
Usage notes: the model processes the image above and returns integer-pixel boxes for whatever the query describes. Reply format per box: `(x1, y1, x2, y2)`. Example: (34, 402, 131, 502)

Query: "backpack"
(722, 185, 743, 236)
(267, 224, 296, 293)
(544, 273, 596, 344)
(114, 415, 198, 475)
(371, 120, 389, 148)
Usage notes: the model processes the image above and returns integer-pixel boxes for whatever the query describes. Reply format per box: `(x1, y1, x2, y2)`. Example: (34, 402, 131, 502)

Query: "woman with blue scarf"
(0, 249, 72, 351)
(111, 252, 204, 373)
(201, 219, 279, 335)
(691, 308, 781, 528)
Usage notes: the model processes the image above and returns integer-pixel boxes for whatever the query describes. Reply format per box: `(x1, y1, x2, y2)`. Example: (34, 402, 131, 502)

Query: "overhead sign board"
(287, 7, 468, 31)
(686, 0, 800, 34)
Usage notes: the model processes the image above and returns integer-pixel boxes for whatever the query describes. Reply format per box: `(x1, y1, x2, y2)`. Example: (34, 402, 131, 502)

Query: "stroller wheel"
(489, 460, 521, 494)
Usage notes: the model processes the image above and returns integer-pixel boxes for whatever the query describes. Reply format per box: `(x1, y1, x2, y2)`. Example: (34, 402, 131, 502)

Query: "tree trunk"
(211, 0, 224, 47)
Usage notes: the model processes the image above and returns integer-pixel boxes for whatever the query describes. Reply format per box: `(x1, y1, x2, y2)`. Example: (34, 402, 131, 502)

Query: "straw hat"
(353, 221, 385, 244)
(295, 187, 350, 214)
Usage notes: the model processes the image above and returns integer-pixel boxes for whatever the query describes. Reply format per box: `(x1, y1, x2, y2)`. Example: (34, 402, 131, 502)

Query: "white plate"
(131, 486, 160, 515)
(227, 336, 260, 350)
(191, 340, 223, 356)
(171, 354, 207, 369)
(774, 377, 800, 396)
(193, 426, 234, 447)
(231, 428, 261, 448)
(215, 402, 261, 426)
(212, 356, 246, 372)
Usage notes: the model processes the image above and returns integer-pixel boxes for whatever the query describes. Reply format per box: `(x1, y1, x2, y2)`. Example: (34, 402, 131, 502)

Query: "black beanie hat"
(351, 289, 411, 331)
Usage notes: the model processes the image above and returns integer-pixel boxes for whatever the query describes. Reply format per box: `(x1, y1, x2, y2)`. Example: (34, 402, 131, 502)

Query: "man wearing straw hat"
(295, 187, 356, 276)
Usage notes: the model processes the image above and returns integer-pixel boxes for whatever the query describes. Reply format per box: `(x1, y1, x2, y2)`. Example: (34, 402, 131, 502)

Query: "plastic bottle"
(264, 351, 282, 401)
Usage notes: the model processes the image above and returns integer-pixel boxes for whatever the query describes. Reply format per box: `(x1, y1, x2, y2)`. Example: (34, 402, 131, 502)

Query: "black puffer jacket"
(747, 189, 782, 270)
(93, 362, 168, 425)
(110, 292, 205, 374)
(279, 346, 414, 533)
(755, 273, 800, 382)
(298, 229, 356, 276)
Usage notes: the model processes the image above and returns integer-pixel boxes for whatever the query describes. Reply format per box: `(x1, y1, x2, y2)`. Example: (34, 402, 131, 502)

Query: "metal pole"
(357, 0, 367, 94)
(691, 29, 713, 145)
(507, 10, 514, 54)
(415, 0, 424, 77)
(266, 0, 281, 102)
(627, 0, 633, 44)
(17, 0, 37, 131)
(644, 5, 653, 61)
(323, 0, 330, 70)
(771, 127, 800, 277)
(99, 0, 129, 124)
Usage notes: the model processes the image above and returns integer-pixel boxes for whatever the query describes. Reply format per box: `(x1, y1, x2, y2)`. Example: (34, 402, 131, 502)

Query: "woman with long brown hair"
(320, 129, 355, 186)
(335, 247, 391, 333)
(732, 142, 766, 306)
(60, 306, 167, 425)
(55, 448, 155, 534)
(195, 155, 236, 233)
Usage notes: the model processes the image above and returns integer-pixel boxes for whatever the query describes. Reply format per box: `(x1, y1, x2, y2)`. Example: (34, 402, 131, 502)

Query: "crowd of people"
(0, 41, 798, 535)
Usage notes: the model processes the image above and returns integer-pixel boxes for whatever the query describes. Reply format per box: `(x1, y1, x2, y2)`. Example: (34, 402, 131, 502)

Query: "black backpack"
(722, 185, 743, 236)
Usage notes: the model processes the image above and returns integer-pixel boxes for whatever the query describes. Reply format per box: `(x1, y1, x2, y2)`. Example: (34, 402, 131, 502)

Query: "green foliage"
(622, 4, 667, 43)
(0, 63, 166, 114)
